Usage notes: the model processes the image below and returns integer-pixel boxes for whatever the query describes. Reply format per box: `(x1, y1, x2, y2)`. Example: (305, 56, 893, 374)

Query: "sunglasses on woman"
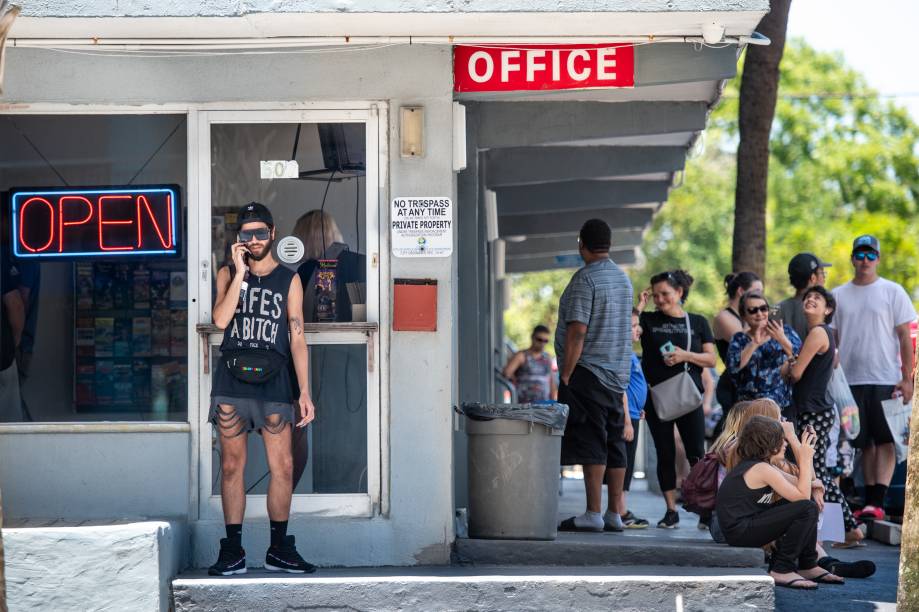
(238, 228, 271, 242)
(854, 251, 878, 261)
(746, 305, 769, 315)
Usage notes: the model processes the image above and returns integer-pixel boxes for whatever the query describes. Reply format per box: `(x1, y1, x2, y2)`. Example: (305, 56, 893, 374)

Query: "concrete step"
(455, 532, 764, 568)
(173, 565, 775, 612)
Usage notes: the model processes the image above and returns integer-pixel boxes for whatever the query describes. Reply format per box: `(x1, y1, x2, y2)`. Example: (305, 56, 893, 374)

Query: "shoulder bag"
(649, 312, 703, 421)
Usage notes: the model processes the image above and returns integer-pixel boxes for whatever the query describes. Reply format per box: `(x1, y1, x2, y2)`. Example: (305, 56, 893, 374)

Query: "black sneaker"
(265, 535, 317, 574)
(208, 538, 247, 576)
(657, 510, 680, 529)
(621, 510, 649, 529)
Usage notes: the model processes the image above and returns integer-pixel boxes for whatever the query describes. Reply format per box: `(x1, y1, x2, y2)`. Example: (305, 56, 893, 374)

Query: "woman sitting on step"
(716, 415, 844, 590)
(710, 399, 875, 579)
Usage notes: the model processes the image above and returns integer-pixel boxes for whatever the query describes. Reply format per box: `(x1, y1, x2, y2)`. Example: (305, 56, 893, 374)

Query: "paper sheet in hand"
(817, 502, 845, 543)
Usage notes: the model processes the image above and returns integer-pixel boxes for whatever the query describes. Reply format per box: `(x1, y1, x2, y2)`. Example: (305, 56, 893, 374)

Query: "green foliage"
(504, 38, 919, 347)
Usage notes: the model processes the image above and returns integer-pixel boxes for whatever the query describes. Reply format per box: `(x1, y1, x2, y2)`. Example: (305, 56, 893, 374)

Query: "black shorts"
(851, 384, 896, 447)
(558, 365, 626, 468)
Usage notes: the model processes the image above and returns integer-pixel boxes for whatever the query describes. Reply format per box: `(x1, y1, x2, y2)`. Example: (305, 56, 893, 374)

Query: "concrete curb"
(173, 566, 775, 612)
(455, 534, 764, 568)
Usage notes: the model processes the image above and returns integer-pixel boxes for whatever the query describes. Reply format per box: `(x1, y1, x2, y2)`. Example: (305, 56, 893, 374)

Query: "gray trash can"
(461, 402, 567, 540)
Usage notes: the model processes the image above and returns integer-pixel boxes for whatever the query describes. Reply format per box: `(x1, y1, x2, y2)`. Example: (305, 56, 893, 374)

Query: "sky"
(786, 0, 919, 121)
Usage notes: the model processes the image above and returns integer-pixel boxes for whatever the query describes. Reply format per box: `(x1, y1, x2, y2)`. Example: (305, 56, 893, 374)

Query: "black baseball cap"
(238, 202, 274, 227)
(788, 252, 832, 283)
(852, 234, 880, 254)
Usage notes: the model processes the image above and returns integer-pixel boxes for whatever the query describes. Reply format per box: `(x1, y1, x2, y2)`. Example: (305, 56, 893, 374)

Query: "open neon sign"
(11, 186, 181, 259)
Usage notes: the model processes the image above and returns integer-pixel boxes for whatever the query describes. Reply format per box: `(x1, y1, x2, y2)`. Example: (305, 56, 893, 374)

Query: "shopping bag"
(881, 397, 911, 464)
(828, 367, 860, 440)
(817, 502, 845, 543)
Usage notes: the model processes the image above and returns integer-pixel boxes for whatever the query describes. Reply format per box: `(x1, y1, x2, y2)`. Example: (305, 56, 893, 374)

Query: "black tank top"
(715, 307, 743, 364)
(716, 459, 775, 534)
(793, 323, 835, 414)
(220, 264, 295, 357)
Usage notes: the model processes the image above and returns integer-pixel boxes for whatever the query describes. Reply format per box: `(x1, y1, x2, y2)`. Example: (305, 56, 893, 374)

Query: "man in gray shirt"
(556, 219, 633, 532)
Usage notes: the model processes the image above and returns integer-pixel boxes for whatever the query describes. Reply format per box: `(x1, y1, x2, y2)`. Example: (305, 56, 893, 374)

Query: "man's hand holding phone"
(231, 241, 250, 275)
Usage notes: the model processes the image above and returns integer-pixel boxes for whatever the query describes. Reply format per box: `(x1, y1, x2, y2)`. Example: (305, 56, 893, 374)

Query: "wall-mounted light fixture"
(400, 106, 424, 158)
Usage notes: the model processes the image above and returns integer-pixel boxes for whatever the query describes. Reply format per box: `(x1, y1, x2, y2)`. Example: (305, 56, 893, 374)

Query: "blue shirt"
(626, 353, 647, 420)
(727, 325, 802, 408)
(554, 258, 633, 393)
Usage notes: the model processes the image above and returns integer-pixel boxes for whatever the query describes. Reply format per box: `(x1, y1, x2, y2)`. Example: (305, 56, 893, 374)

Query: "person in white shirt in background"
(832, 234, 917, 522)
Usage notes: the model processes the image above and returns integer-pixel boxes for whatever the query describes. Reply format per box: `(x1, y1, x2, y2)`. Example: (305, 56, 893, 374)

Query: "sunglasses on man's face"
(746, 305, 769, 315)
(534, 337, 550, 344)
(854, 251, 878, 262)
(238, 228, 271, 242)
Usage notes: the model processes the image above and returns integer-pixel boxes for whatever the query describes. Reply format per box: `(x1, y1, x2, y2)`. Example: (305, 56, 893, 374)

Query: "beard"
(248, 238, 274, 261)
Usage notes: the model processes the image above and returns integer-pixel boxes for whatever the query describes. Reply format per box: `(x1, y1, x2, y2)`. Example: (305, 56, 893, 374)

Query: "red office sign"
(11, 185, 181, 259)
(454, 44, 635, 93)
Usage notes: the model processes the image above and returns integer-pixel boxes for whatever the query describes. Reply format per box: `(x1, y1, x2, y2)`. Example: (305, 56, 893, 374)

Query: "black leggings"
(723, 499, 819, 574)
(645, 396, 706, 492)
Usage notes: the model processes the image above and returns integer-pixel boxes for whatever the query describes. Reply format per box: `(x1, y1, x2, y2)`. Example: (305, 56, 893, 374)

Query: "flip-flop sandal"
(831, 540, 867, 549)
(774, 578, 818, 590)
(558, 517, 603, 532)
(808, 571, 845, 585)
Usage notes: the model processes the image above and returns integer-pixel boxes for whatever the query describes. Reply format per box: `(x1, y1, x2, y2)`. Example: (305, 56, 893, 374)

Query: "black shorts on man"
(850, 384, 896, 448)
(559, 365, 626, 468)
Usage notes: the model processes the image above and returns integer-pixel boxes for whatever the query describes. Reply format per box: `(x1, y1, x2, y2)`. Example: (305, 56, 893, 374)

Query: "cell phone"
(660, 341, 676, 355)
(768, 306, 782, 322)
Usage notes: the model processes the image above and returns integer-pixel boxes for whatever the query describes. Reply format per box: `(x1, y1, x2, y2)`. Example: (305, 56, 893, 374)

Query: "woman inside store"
(293, 210, 366, 324)
(726, 292, 801, 421)
(638, 269, 717, 529)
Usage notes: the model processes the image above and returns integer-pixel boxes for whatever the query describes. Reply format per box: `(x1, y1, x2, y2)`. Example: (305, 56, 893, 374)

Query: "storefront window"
(0, 115, 188, 422)
(210, 122, 367, 323)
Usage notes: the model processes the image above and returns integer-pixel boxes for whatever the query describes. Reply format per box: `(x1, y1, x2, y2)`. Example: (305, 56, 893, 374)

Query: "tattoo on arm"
(291, 317, 303, 335)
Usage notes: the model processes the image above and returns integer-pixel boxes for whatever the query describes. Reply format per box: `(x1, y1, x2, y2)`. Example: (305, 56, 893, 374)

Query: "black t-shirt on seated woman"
(639, 310, 714, 391)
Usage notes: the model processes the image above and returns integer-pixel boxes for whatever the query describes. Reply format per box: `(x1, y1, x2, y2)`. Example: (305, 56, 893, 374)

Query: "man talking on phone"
(208, 202, 317, 575)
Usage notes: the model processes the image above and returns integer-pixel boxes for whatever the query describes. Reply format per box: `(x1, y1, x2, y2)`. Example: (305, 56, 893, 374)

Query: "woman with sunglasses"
(712, 272, 762, 436)
(726, 292, 802, 421)
(503, 325, 557, 402)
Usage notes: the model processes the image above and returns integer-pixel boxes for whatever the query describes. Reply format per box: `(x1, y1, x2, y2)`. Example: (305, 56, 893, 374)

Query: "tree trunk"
(898, 352, 919, 610)
(1, 487, 6, 612)
(732, 0, 792, 277)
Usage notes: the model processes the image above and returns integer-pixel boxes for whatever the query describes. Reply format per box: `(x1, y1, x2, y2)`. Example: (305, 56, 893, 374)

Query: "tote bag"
(650, 312, 703, 421)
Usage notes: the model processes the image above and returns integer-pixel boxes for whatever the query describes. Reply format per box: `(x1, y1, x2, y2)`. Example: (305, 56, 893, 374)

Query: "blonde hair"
(724, 399, 783, 470)
(293, 210, 344, 260)
(710, 400, 753, 457)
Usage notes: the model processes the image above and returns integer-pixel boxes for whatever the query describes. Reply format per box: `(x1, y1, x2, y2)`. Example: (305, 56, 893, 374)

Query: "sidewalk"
(559, 475, 900, 611)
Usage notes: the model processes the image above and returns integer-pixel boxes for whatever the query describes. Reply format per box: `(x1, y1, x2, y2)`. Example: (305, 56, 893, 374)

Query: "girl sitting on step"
(716, 415, 843, 590)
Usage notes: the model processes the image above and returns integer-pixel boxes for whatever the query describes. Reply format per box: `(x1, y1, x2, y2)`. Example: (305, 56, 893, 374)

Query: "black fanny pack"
(224, 349, 288, 384)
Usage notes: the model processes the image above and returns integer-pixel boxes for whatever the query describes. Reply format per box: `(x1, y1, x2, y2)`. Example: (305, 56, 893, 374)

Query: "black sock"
(270, 520, 288, 547)
(225, 523, 243, 548)
(863, 484, 875, 505)
(873, 484, 888, 508)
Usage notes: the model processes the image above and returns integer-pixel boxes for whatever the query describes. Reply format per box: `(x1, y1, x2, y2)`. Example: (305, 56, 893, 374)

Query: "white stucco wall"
(0, 432, 190, 520)
(20, 1, 770, 18)
(4, 521, 186, 612)
(1, 43, 457, 566)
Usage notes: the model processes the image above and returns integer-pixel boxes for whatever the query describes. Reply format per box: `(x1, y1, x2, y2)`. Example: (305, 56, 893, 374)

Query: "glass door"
(195, 108, 382, 519)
